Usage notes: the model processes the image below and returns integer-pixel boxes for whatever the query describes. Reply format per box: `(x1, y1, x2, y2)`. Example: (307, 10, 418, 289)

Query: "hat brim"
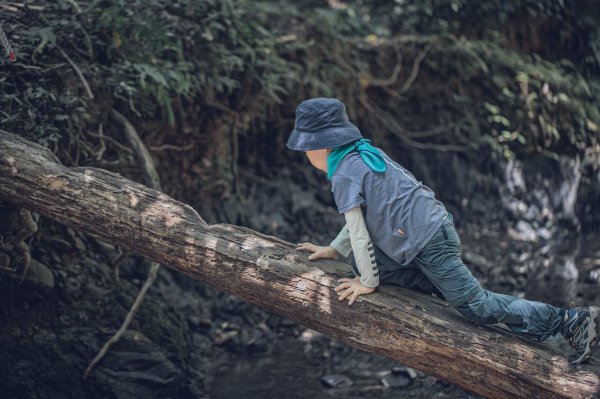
(286, 122, 362, 151)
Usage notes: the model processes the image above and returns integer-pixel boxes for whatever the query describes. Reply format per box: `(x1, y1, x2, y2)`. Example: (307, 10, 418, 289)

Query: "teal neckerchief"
(327, 138, 386, 180)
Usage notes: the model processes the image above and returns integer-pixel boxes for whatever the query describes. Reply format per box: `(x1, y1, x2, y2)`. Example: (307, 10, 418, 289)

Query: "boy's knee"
(455, 297, 526, 326)
(455, 301, 498, 325)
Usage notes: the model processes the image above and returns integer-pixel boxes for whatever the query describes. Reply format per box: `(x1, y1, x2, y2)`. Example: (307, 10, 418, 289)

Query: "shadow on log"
(0, 130, 598, 399)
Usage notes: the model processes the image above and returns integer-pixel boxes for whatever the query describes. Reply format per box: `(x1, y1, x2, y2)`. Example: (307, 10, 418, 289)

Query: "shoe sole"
(569, 306, 599, 364)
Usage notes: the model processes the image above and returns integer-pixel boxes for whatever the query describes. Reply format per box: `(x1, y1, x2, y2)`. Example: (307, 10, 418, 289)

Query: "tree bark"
(0, 130, 598, 399)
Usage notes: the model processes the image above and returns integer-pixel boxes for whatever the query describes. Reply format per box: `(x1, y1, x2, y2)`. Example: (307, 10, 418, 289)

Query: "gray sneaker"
(561, 306, 599, 364)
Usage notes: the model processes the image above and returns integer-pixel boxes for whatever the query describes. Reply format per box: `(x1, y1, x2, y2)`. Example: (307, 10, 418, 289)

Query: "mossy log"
(0, 130, 598, 399)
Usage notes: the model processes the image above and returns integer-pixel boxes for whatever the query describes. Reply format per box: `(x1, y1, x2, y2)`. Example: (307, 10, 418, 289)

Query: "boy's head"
(286, 98, 362, 156)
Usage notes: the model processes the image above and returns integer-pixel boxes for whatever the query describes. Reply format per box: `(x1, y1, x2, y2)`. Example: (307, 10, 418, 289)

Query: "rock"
(188, 315, 212, 327)
(24, 259, 54, 289)
(463, 250, 493, 270)
(380, 374, 412, 388)
(392, 365, 418, 379)
(73, 237, 86, 252)
(406, 368, 418, 380)
(280, 318, 296, 326)
(0, 251, 10, 268)
(321, 374, 353, 388)
(213, 330, 238, 345)
(508, 221, 538, 242)
(299, 328, 321, 342)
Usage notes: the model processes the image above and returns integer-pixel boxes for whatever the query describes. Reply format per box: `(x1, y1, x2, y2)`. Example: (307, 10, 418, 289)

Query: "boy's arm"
(344, 207, 379, 288)
(329, 224, 352, 258)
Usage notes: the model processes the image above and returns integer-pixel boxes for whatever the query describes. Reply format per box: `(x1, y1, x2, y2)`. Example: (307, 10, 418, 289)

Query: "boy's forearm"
(345, 207, 379, 288)
(330, 224, 352, 257)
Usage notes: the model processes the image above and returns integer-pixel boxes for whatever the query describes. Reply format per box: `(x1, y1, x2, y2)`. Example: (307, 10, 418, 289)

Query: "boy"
(287, 97, 599, 365)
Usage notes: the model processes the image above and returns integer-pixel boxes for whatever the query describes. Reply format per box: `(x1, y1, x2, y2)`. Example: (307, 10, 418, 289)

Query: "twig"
(363, 98, 470, 152)
(65, 0, 81, 13)
(0, 2, 45, 11)
(0, 4, 18, 11)
(83, 261, 159, 379)
(114, 93, 142, 118)
(149, 143, 194, 152)
(110, 110, 160, 189)
(87, 130, 133, 154)
(110, 252, 127, 283)
(56, 45, 94, 100)
(239, 169, 280, 189)
(398, 41, 435, 95)
(231, 126, 245, 205)
(203, 98, 240, 121)
(403, 119, 463, 139)
(13, 209, 38, 282)
(95, 123, 106, 161)
(362, 51, 403, 88)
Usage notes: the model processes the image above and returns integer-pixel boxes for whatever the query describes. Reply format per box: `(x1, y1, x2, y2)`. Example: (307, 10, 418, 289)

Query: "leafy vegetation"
(0, 0, 598, 172)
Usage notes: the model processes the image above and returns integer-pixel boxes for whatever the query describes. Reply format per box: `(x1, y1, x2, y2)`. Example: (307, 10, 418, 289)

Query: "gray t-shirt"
(330, 148, 447, 266)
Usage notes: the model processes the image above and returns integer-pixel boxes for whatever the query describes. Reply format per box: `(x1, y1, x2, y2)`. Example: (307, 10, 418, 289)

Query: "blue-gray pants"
(350, 213, 566, 342)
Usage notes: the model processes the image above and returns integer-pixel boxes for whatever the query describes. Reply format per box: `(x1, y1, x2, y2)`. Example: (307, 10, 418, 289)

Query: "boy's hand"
(295, 242, 339, 260)
(335, 277, 375, 305)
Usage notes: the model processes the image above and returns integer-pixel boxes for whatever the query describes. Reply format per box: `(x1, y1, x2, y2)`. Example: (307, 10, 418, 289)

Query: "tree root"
(83, 109, 163, 380)
(83, 261, 160, 380)
(398, 41, 436, 95)
(57, 45, 94, 100)
(361, 98, 470, 152)
(0, 209, 38, 282)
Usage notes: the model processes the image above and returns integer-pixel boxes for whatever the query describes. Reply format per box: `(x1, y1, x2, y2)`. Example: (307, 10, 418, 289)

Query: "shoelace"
(565, 302, 580, 347)
(571, 317, 589, 351)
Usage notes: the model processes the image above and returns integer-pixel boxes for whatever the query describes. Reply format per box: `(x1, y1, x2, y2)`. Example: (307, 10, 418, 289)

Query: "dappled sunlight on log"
(292, 269, 335, 314)
(140, 201, 184, 229)
(126, 190, 140, 208)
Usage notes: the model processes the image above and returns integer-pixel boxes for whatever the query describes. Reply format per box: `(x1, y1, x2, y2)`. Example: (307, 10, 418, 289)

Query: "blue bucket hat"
(286, 97, 362, 151)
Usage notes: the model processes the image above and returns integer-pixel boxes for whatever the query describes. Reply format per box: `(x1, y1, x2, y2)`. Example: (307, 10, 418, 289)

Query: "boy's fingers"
(335, 282, 351, 291)
(338, 287, 353, 301)
(338, 278, 352, 282)
(297, 245, 316, 253)
(310, 251, 327, 259)
(349, 292, 359, 305)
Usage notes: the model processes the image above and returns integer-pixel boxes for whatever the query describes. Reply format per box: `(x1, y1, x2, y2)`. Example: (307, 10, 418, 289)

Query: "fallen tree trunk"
(0, 130, 598, 399)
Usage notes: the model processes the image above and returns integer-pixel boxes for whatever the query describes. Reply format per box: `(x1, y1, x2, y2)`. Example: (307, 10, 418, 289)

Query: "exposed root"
(398, 40, 436, 95)
(149, 143, 194, 152)
(10, 209, 38, 282)
(110, 252, 127, 283)
(83, 110, 164, 379)
(83, 261, 160, 380)
(57, 45, 94, 100)
(362, 98, 470, 152)
(95, 123, 106, 161)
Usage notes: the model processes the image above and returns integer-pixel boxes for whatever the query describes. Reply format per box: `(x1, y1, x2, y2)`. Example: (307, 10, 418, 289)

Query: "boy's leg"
(412, 213, 565, 343)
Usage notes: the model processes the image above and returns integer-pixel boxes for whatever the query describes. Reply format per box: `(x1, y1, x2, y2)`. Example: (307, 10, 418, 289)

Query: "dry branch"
(0, 130, 598, 399)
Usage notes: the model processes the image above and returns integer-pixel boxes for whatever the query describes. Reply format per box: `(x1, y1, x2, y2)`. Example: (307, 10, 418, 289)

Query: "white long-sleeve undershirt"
(329, 207, 379, 288)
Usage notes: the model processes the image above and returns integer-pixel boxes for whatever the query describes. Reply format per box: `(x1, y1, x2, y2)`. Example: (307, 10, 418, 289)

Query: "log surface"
(0, 130, 598, 399)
